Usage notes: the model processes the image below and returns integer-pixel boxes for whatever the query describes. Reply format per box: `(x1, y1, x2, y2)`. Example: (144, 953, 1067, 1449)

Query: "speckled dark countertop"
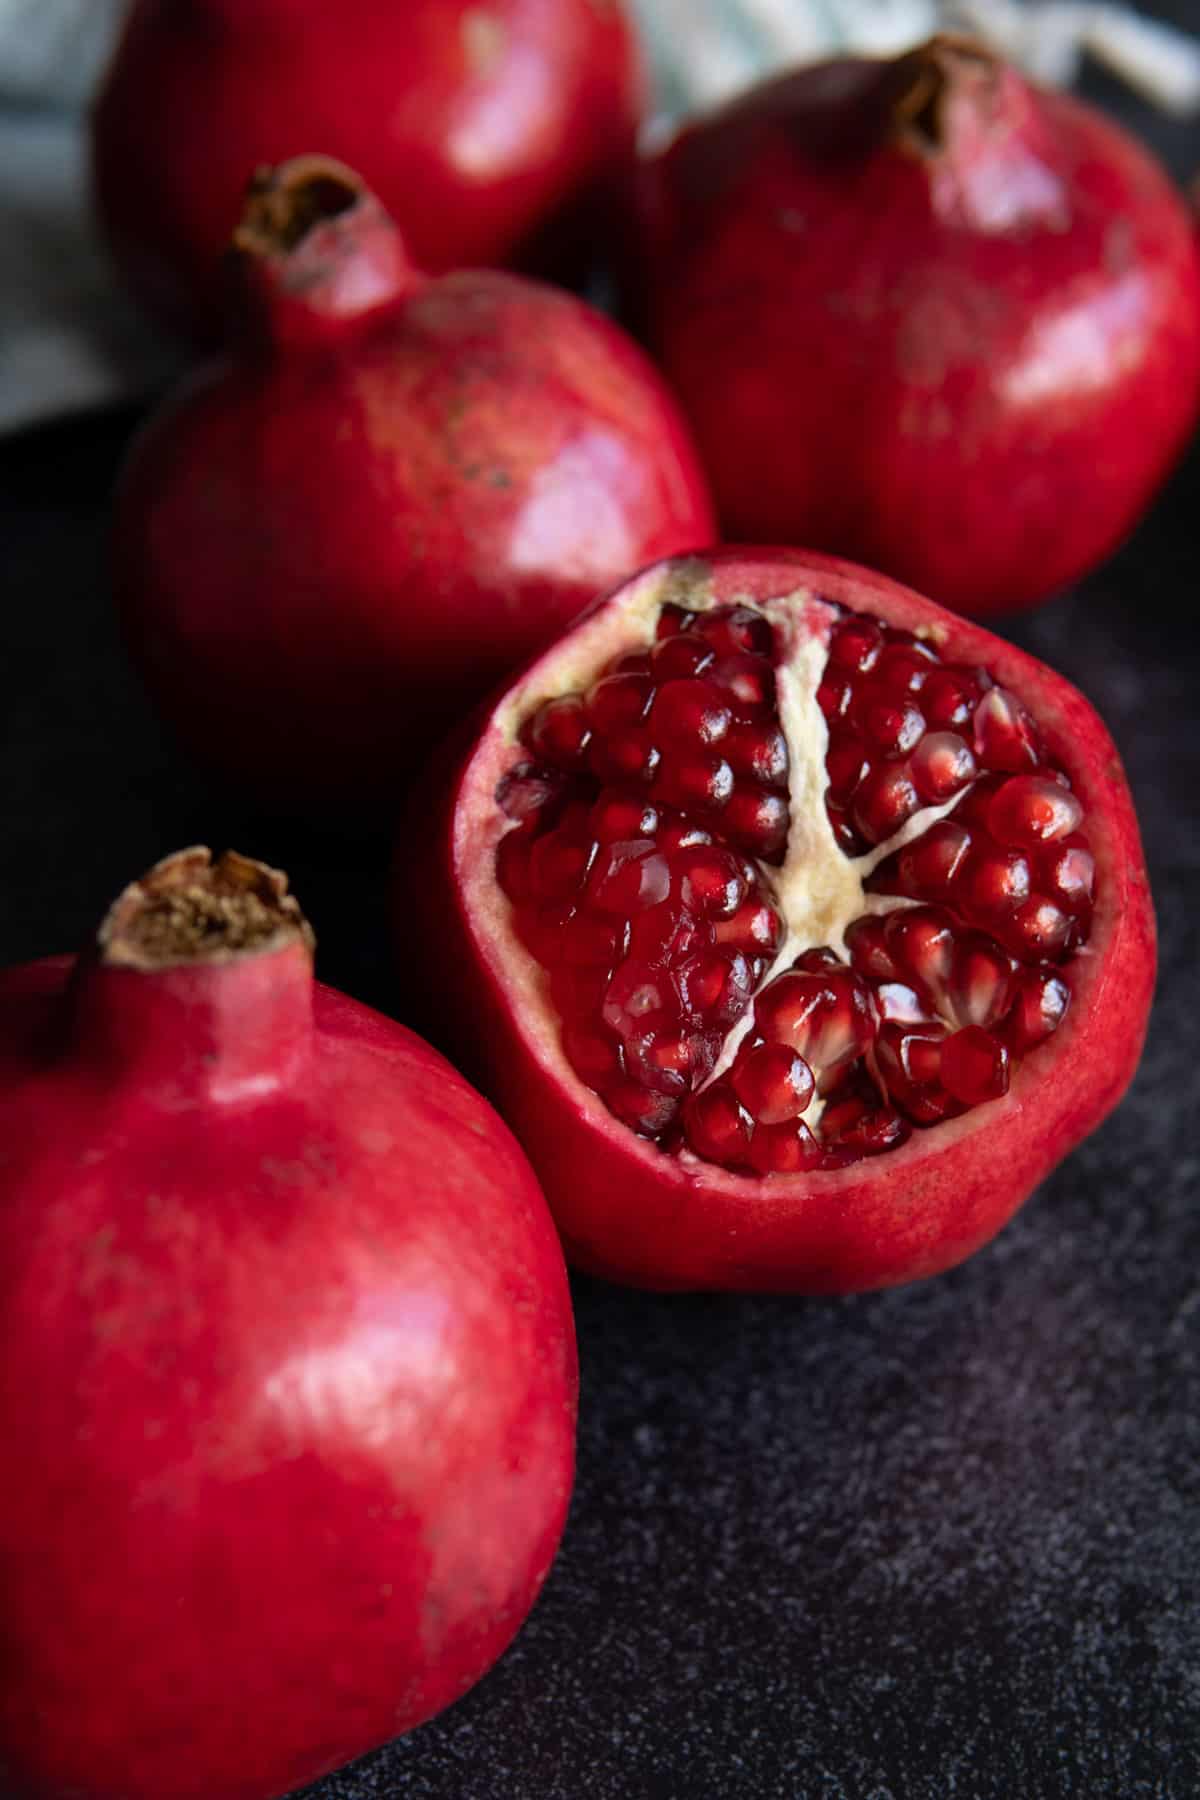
(3, 66, 1199, 1800)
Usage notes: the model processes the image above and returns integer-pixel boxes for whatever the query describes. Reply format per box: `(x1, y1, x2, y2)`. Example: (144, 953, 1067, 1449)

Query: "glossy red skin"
(92, 0, 643, 340)
(398, 547, 1156, 1293)
(630, 52, 1200, 615)
(0, 938, 576, 1800)
(112, 177, 715, 815)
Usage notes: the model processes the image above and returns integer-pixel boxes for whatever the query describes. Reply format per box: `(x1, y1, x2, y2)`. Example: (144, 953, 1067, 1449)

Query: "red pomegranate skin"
(112, 158, 715, 816)
(92, 0, 644, 340)
(398, 548, 1155, 1293)
(0, 852, 576, 1800)
(630, 39, 1200, 616)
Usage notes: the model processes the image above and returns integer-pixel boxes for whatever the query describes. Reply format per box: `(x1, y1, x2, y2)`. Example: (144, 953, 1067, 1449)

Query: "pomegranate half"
(0, 850, 576, 1800)
(628, 36, 1200, 616)
(92, 0, 644, 340)
(400, 549, 1154, 1293)
(112, 157, 715, 815)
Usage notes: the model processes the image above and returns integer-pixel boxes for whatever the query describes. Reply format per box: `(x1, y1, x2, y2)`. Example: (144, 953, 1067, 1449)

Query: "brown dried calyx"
(98, 848, 315, 968)
(890, 35, 1000, 153)
(234, 156, 361, 257)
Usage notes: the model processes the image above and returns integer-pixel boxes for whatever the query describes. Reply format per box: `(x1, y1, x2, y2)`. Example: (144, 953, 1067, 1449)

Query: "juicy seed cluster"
(496, 602, 1094, 1173)
(819, 613, 1044, 854)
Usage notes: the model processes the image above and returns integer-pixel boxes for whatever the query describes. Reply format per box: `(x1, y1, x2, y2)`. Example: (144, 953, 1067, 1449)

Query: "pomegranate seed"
(558, 913, 627, 968)
(628, 901, 710, 967)
(523, 694, 592, 767)
(650, 678, 732, 747)
(973, 687, 1040, 773)
(551, 965, 610, 1019)
(872, 641, 937, 696)
(826, 732, 870, 801)
(496, 825, 535, 900)
(656, 605, 691, 639)
(676, 949, 755, 1027)
(747, 1117, 824, 1174)
(861, 699, 925, 758)
(885, 905, 955, 999)
(588, 728, 660, 785)
(562, 1023, 622, 1086)
(843, 915, 900, 983)
(514, 900, 577, 966)
(941, 1026, 1009, 1107)
(602, 962, 674, 1037)
(828, 803, 864, 855)
(713, 895, 783, 957)
(818, 673, 853, 720)
(586, 672, 652, 734)
(657, 817, 713, 852)
(697, 605, 773, 658)
(1003, 968, 1070, 1051)
(1041, 839, 1095, 915)
(947, 935, 1014, 1029)
(722, 787, 789, 858)
(653, 754, 735, 812)
(613, 651, 654, 677)
(624, 1020, 707, 1095)
(496, 763, 566, 821)
(710, 653, 773, 711)
(988, 774, 1083, 846)
(886, 820, 974, 899)
(874, 980, 930, 1023)
(1000, 896, 1072, 962)
(851, 764, 920, 844)
(725, 719, 789, 786)
(731, 1044, 815, 1123)
(586, 841, 672, 915)
(910, 731, 976, 804)
(605, 1080, 680, 1137)
(672, 847, 747, 919)
(590, 789, 659, 842)
(920, 667, 980, 730)
(652, 634, 714, 680)
(683, 1084, 752, 1165)
(828, 616, 883, 673)
(529, 829, 593, 899)
(967, 848, 1032, 920)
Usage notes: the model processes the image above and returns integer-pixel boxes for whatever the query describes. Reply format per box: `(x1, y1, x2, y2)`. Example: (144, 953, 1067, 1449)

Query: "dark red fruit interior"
(495, 604, 1094, 1172)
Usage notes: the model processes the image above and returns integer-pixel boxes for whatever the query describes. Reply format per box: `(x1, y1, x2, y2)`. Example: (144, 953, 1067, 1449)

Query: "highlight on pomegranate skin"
(497, 602, 1093, 1173)
(406, 549, 1155, 1294)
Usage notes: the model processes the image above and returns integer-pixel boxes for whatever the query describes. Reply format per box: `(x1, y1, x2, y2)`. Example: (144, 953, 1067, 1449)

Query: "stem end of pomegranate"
(97, 847, 315, 970)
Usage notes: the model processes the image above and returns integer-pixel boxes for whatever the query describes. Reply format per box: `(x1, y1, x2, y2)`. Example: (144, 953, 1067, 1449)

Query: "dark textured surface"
(4, 79, 1200, 1800)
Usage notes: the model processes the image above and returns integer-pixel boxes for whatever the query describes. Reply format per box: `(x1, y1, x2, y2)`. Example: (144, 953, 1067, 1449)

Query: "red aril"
(628, 36, 1200, 616)
(92, 0, 644, 341)
(0, 850, 576, 1800)
(399, 548, 1155, 1292)
(111, 157, 714, 815)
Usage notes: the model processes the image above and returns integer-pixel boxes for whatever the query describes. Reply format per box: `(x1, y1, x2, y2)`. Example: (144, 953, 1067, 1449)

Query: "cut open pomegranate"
(403, 550, 1154, 1292)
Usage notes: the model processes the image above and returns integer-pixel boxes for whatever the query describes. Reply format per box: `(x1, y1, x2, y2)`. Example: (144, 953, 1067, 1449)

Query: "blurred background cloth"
(2, 0, 1198, 436)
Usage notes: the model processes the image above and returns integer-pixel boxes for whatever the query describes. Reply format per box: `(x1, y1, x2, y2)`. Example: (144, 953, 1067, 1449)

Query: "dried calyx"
(234, 158, 361, 258)
(98, 848, 315, 969)
(495, 597, 1091, 1174)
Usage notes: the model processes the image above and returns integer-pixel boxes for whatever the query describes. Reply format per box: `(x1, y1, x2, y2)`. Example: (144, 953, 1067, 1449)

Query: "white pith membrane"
(478, 565, 1092, 1175)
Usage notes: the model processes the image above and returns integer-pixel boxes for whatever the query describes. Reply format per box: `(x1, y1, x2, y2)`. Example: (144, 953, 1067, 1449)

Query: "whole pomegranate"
(112, 157, 715, 815)
(92, 0, 644, 340)
(629, 36, 1200, 616)
(0, 849, 576, 1800)
(398, 548, 1154, 1292)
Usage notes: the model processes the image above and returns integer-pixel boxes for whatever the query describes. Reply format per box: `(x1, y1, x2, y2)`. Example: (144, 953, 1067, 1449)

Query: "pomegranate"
(628, 36, 1200, 616)
(112, 157, 715, 815)
(0, 849, 576, 1800)
(92, 0, 644, 341)
(399, 548, 1154, 1293)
